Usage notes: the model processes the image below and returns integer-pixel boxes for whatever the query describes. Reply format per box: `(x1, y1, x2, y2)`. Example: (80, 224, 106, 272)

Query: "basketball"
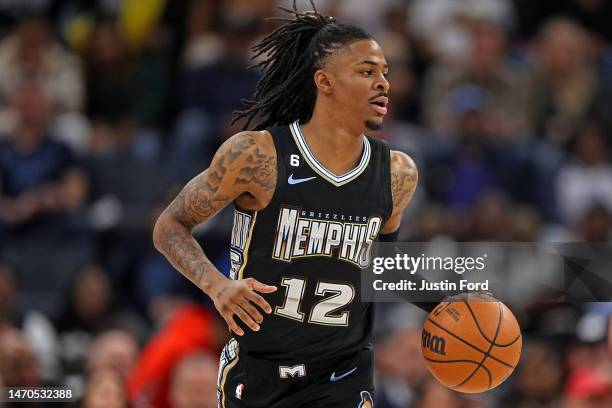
(421, 293, 522, 393)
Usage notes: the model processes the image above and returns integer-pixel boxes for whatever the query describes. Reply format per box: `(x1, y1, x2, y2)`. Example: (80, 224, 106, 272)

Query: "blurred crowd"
(0, 0, 610, 407)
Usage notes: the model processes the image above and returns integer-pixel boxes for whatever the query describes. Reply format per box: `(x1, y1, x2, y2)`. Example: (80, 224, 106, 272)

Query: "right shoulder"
(212, 130, 277, 204)
(218, 130, 275, 158)
(213, 130, 276, 176)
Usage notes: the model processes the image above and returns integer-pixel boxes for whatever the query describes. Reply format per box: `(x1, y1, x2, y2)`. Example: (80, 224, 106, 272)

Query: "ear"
(314, 69, 334, 95)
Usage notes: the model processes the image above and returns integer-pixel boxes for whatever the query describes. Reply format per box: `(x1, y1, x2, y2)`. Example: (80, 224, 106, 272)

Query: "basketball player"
(154, 4, 433, 407)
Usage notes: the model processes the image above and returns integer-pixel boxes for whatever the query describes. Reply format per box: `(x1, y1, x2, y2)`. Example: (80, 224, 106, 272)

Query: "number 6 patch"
(289, 154, 300, 167)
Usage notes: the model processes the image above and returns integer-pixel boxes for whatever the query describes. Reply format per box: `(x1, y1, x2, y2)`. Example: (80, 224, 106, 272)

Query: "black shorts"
(217, 338, 375, 408)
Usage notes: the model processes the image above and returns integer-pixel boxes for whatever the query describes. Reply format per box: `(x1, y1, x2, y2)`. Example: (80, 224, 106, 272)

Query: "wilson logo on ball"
(422, 329, 447, 355)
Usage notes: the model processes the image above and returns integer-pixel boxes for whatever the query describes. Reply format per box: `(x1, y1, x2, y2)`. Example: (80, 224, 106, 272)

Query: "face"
(170, 357, 218, 408)
(87, 331, 138, 379)
(83, 370, 127, 408)
(0, 329, 40, 387)
(317, 39, 390, 131)
(73, 266, 111, 322)
(10, 82, 50, 132)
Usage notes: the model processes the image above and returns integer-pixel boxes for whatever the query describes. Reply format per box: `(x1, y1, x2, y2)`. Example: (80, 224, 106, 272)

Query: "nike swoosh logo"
(330, 367, 357, 382)
(288, 174, 316, 185)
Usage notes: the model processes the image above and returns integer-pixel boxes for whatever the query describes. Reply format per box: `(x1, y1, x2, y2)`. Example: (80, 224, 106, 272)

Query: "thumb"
(248, 278, 277, 293)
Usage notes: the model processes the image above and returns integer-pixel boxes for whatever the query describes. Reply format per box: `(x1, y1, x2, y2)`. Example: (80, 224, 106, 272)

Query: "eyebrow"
(355, 60, 389, 69)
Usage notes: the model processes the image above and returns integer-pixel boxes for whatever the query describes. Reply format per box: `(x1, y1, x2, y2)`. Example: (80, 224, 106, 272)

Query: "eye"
(362, 70, 373, 77)
(383, 72, 389, 78)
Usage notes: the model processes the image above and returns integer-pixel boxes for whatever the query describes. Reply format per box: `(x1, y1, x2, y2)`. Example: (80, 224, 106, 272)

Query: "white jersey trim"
(289, 120, 371, 187)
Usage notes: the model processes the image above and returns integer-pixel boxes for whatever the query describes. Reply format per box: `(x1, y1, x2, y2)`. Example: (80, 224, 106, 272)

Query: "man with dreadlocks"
(154, 2, 423, 407)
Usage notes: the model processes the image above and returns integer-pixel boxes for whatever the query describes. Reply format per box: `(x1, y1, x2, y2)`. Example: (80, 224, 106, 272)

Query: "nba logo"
(235, 384, 245, 399)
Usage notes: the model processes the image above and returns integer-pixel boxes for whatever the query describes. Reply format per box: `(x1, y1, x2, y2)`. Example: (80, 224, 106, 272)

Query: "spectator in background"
(509, 205, 542, 241)
(57, 264, 148, 338)
(56, 264, 147, 387)
(80, 20, 167, 298)
(127, 305, 225, 408)
(0, 326, 40, 387)
(86, 330, 139, 380)
(422, 12, 528, 138)
(410, 0, 516, 62)
(423, 91, 504, 211)
(556, 121, 612, 226)
(83, 18, 134, 125)
(0, 82, 91, 317)
(413, 377, 483, 408)
(181, 0, 222, 69)
(565, 369, 612, 407)
(0, 15, 83, 130)
(0, 264, 19, 326)
(182, 0, 275, 70)
(167, 13, 262, 208)
(169, 352, 218, 408)
(527, 17, 599, 145)
(375, 326, 429, 408)
(0, 80, 87, 241)
(177, 14, 261, 139)
(83, 17, 167, 128)
(576, 205, 611, 242)
(564, 333, 612, 407)
(465, 191, 513, 240)
(82, 368, 128, 408)
(502, 341, 563, 407)
(73, 330, 138, 405)
(59, 264, 115, 336)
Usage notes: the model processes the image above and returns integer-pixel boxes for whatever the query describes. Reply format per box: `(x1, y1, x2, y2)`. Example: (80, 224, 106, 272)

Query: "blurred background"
(0, 0, 610, 407)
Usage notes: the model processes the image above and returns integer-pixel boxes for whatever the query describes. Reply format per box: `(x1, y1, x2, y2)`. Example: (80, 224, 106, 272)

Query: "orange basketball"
(421, 293, 522, 393)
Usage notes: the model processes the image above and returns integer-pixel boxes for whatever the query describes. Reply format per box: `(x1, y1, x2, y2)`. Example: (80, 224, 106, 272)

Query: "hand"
(4, 194, 41, 223)
(209, 277, 277, 336)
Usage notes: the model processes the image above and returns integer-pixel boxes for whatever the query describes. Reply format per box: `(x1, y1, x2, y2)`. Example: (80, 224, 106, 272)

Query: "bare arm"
(382, 150, 447, 313)
(381, 150, 419, 234)
(153, 130, 277, 335)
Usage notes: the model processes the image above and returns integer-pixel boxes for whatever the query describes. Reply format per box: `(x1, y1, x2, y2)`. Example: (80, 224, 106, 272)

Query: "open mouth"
(370, 99, 388, 115)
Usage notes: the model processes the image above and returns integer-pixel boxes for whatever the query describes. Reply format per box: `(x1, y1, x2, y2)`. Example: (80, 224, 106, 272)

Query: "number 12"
(274, 277, 355, 326)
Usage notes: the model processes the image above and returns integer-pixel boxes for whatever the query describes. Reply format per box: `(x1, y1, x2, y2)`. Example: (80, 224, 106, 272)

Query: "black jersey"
(229, 120, 393, 362)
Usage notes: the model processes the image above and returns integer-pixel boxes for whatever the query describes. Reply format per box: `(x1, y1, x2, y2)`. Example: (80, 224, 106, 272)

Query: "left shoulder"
(389, 150, 418, 210)
(390, 150, 418, 181)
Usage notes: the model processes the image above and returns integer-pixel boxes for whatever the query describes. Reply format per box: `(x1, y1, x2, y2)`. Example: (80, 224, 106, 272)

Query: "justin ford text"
(371, 254, 490, 292)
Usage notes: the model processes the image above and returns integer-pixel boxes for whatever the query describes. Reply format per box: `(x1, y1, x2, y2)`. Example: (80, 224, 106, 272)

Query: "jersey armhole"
(265, 128, 286, 210)
(381, 141, 393, 223)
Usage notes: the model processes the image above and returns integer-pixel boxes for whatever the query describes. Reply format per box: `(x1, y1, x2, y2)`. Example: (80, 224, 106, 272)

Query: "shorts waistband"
(236, 344, 370, 378)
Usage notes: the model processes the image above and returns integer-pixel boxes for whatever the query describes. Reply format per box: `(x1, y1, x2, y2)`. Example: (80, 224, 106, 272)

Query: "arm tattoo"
(158, 226, 215, 286)
(158, 170, 231, 286)
(166, 135, 256, 227)
(391, 156, 417, 213)
(235, 147, 276, 191)
(155, 132, 276, 288)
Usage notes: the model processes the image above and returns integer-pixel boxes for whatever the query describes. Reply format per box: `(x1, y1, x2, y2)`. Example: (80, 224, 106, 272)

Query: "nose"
(374, 74, 390, 93)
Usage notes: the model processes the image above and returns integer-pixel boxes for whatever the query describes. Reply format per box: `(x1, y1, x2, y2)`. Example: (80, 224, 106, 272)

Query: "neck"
(299, 102, 365, 176)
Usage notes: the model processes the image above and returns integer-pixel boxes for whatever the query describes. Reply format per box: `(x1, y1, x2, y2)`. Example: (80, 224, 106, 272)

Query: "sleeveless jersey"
(229, 120, 393, 362)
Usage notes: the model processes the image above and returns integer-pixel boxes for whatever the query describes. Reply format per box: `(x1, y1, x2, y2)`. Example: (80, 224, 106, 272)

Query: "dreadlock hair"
(232, 0, 372, 131)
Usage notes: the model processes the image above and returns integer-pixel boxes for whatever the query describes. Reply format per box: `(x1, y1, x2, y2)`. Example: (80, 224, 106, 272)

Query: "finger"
(240, 300, 264, 323)
(224, 312, 244, 336)
(247, 278, 277, 293)
(233, 304, 260, 332)
(246, 291, 273, 314)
